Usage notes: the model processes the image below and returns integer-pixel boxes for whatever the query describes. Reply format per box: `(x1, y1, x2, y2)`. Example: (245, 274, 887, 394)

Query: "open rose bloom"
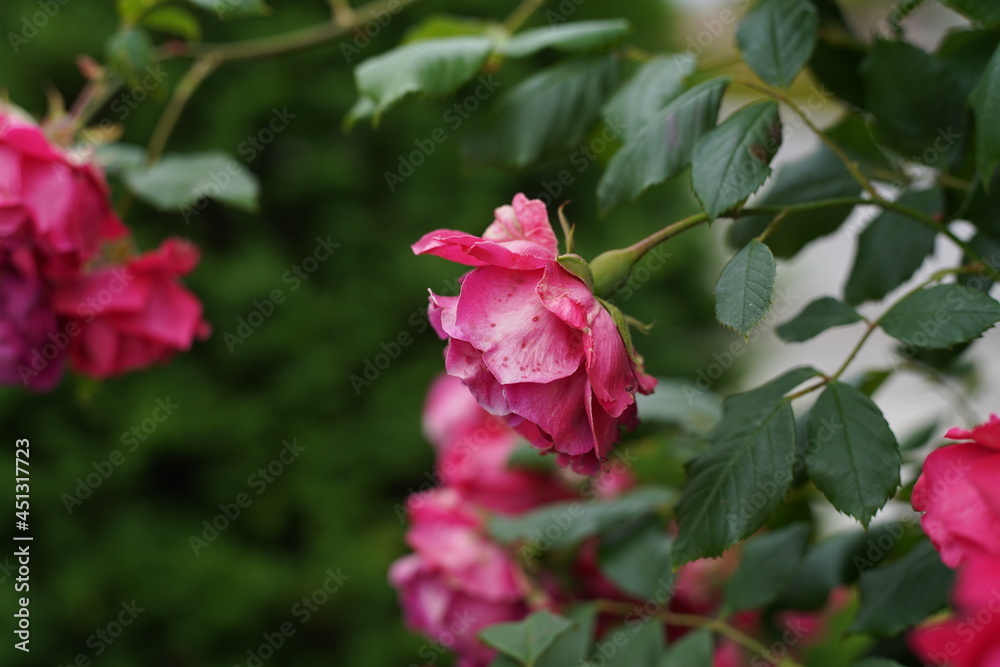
(910, 415, 1000, 665)
(0, 109, 207, 389)
(412, 194, 655, 473)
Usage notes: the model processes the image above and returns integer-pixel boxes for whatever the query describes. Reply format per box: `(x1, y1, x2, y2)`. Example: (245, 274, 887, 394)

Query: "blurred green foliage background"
(0, 1, 730, 665)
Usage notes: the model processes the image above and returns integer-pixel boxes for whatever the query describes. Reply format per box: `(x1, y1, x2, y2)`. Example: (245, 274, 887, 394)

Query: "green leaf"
(537, 605, 597, 667)
(938, 0, 1000, 25)
(403, 14, 501, 43)
(715, 240, 777, 338)
(464, 56, 620, 168)
(589, 620, 664, 667)
(879, 284, 1000, 349)
(598, 78, 729, 213)
(809, 2, 867, 108)
(826, 113, 899, 178)
(692, 101, 782, 221)
(353, 37, 495, 120)
(711, 366, 820, 442)
(104, 27, 154, 84)
(117, 0, 160, 24)
(489, 487, 675, 554)
(499, 19, 629, 58)
(844, 188, 942, 305)
(602, 55, 695, 143)
(805, 382, 900, 526)
(726, 145, 861, 258)
(850, 540, 955, 636)
(122, 151, 260, 212)
(861, 41, 966, 166)
(736, 0, 818, 88)
(724, 523, 811, 613)
(186, 0, 269, 18)
(658, 629, 712, 667)
(773, 524, 904, 610)
(634, 379, 721, 435)
(937, 28, 1000, 101)
(776, 297, 863, 342)
(672, 400, 796, 564)
(598, 521, 673, 600)
(96, 143, 147, 175)
(142, 6, 201, 40)
(971, 43, 1000, 183)
(480, 611, 575, 666)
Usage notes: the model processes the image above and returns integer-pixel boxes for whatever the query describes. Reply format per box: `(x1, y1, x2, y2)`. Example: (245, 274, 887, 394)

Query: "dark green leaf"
(806, 382, 900, 526)
(186, 0, 269, 18)
(464, 56, 620, 168)
(104, 28, 154, 84)
(588, 620, 664, 667)
(724, 523, 811, 612)
(715, 240, 777, 337)
(844, 188, 942, 305)
(480, 610, 575, 666)
(736, 0, 818, 88)
(971, 43, 1000, 182)
(777, 297, 863, 342)
(938, 0, 1000, 25)
(354, 37, 495, 120)
(489, 488, 675, 554)
(711, 366, 820, 441)
(537, 605, 597, 667)
(809, 13, 867, 109)
(659, 629, 712, 667)
(672, 400, 796, 564)
(726, 145, 860, 257)
(598, 521, 673, 600)
(826, 113, 899, 178)
(937, 29, 1000, 101)
(598, 78, 729, 213)
(123, 151, 259, 212)
(691, 101, 782, 220)
(499, 20, 629, 58)
(861, 41, 965, 165)
(850, 540, 955, 636)
(602, 55, 695, 142)
(879, 284, 1000, 348)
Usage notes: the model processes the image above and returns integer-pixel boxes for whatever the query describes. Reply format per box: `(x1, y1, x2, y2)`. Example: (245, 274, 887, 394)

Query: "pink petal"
(946, 414, 1000, 449)
(483, 193, 558, 257)
(444, 339, 510, 415)
(456, 266, 582, 385)
(428, 291, 460, 340)
(412, 229, 552, 270)
(504, 366, 596, 456)
(585, 307, 638, 418)
(536, 261, 593, 330)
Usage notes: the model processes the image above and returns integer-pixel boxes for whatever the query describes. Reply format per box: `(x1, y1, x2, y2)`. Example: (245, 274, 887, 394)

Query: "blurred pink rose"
(423, 374, 575, 515)
(912, 415, 1000, 567)
(413, 193, 655, 473)
(389, 488, 531, 667)
(911, 553, 1000, 666)
(0, 110, 125, 276)
(53, 238, 209, 378)
(0, 248, 64, 390)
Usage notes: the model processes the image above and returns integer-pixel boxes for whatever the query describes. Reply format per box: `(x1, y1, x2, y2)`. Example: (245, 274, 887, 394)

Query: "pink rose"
(0, 248, 64, 390)
(912, 415, 1000, 567)
(52, 238, 209, 378)
(0, 111, 125, 276)
(389, 488, 531, 667)
(412, 193, 656, 473)
(910, 553, 1000, 666)
(424, 374, 575, 515)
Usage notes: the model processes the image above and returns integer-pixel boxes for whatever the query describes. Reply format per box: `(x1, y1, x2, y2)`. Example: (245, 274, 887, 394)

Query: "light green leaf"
(692, 101, 782, 220)
(776, 296, 864, 343)
(123, 151, 259, 212)
(354, 37, 495, 120)
(724, 523, 811, 613)
(850, 540, 954, 636)
(480, 610, 575, 666)
(598, 521, 672, 600)
(96, 143, 147, 175)
(879, 284, 1000, 349)
(844, 188, 942, 304)
(403, 14, 501, 43)
(602, 55, 695, 143)
(142, 6, 201, 40)
(726, 145, 860, 258)
(463, 56, 620, 168)
(736, 0, 819, 88)
(598, 77, 729, 213)
(186, 0, 269, 18)
(105, 27, 155, 84)
(806, 382, 900, 526)
(715, 239, 777, 338)
(499, 19, 629, 58)
(971, 43, 1000, 183)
